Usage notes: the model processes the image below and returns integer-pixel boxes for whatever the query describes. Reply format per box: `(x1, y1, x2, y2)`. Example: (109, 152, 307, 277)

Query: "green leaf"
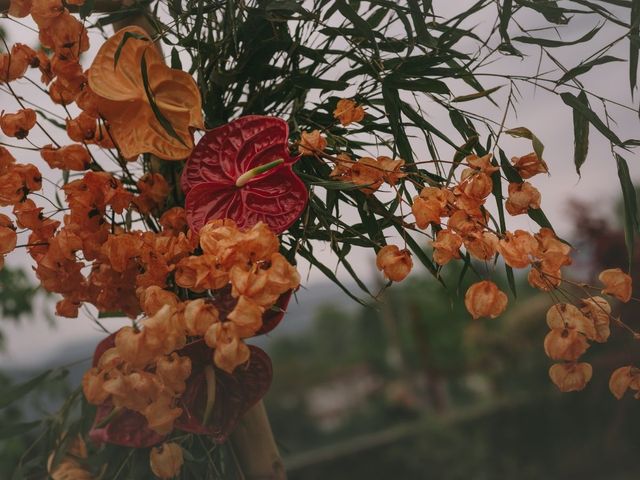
(560, 92, 622, 145)
(527, 208, 554, 230)
(631, 0, 640, 94)
(382, 81, 415, 166)
(384, 76, 450, 95)
(170, 47, 182, 70)
(572, 90, 590, 175)
(513, 24, 602, 48)
(615, 154, 639, 269)
(505, 127, 545, 160)
(452, 85, 503, 103)
(557, 56, 624, 85)
(79, 0, 95, 18)
(0, 370, 52, 409)
(140, 52, 188, 147)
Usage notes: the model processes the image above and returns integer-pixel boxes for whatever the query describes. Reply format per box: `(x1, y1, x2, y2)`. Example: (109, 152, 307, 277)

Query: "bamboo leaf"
(505, 127, 545, 160)
(572, 90, 590, 175)
(452, 85, 503, 103)
(615, 154, 639, 268)
(513, 24, 602, 47)
(560, 92, 622, 145)
(557, 56, 624, 84)
(631, 0, 640, 93)
(114, 31, 149, 67)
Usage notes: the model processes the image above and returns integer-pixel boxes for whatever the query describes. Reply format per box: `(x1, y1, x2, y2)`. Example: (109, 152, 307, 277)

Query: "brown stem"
(229, 401, 286, 480)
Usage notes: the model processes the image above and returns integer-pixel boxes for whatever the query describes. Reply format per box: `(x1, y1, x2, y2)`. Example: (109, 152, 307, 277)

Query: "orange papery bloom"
(0, 171, 23, 206)
(159, 207, 188, 235)
(350, 157, 384, 194)
(333, 98, 365, 126)
(0, 146, 15, 173)
(38, 11, 89, 58)
(41, 144, 91, 171)
(114, 326, 154, 368)
(88, 27, 204, 160)
(183, 298, 219, 337)
(34, 50, 53, 85)
(0, 44, 37, 82)
(330, 152, 353, 178)
(299, 129, 327, 156)
(411, 187, 452, 229)
(76, 83, 100, 116)
(527, 267, 561, 291)
(0, 214, 17, 256)
(30, 0, 64, 26)
(546, 303, 596, 340)
(28, 218, 59, 261)
(49, 78, 81, 105)
(47, 435, 93, 480)
(134, 173, 170, 214)
(0, 109, 37, 139)
(139, 285, 180, 316)
(466, 153, 499, 174)
(14, 163, 42, 193)
(511, 152, 548, 179)
(227, 295, 265, 337)
(464, 280, 508, 319)
(544, 328, 589, 361)
(448, 210, 479, 235)
(497, 230, 537, 269)
(377, 156, 406, 186)
(505, 181, 541, 216)
(229, 255, 299, 308)
(205, 322, 250, 373)
(55, 298, 80, 318)
(156, 353, 192, 395)
(13, 199, 43, 230)
(598, 267, 632, 302)
(143, 394, 183, 436)
(609, 365, 640, 399)
(453, 192, 485, 218)
(549, 362, 592, 392)
(175, 255, 229, 292)
(141, 305, 186, 358)
(150, 442, 184, 480)
(66, 111, 97, 142)
(463, 231, 498, 260)
(8, 0, 32, 17)
(376, 245, 413, 282)
(432, 229, 463, 265)
(459, 168, 492, 200)
(580, 296, 611, 343)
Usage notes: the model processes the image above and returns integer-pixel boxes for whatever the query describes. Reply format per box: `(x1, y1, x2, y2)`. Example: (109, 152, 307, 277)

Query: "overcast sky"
(1, 2, 639, 368)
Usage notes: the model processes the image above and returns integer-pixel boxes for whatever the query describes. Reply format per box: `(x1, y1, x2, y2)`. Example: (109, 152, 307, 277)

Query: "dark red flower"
(181, 115, 307, 234)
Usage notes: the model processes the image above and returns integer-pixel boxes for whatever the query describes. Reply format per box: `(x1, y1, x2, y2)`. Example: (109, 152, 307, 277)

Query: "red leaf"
(89, 404, 166, 448)
(182, 116, 307, 234)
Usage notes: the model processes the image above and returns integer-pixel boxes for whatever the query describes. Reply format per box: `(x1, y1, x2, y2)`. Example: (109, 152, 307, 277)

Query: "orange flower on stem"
(150, 442, 184, 479)
(88, 27, 204, 160)
(299, 129, 327, 155)
(505, 181, 541, 216)
(511, 152, 548, 179)
(41, 144, 91, 171)
(333, 98, 365, 126)
(376, 245, 413, 282)
(598, 267, 632, 302)
(549, 362, 592, 392)
(1, 109, 37, 139)
(609, 365, 640, 399)
(464, 280, 508, 319)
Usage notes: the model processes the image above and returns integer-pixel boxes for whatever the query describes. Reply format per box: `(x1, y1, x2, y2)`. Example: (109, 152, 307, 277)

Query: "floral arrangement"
(1, 0, 640, 478)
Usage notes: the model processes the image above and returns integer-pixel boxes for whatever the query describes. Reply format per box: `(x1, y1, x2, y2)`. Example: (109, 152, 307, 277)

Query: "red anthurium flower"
(175, 341, 272, 441)
(181, 115, 308, 234)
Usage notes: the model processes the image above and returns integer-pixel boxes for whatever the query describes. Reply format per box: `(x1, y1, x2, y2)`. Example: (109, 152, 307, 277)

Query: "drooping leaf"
(615, 154, 639, 268)
(560, 92, 622, 145)
(452, 85, 503, 103)
(513, 24, 602, 48)
(631, 0, 640, 94)
(557, 55, 624, 84)
(505, 127, 545, 160)
(572, 90, 590, 175)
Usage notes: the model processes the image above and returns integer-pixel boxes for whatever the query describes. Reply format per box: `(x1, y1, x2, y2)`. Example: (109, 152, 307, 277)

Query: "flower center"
(235, 159, 284, 187)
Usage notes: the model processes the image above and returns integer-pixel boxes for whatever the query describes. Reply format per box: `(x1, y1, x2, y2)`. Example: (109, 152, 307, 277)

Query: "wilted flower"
(580, 296, 611, 343)
(543, 328, 589, 361)
(598, 268, 632, 302)
(333, 98, 365, 126)
(464, 280, 508, 319)
(511, 152, 548, 179)
(505, 181, 541, 216)
(432, 229, 463, 265)
(1, 109, 37, 138)
(299, 129, 327, 156)
(376, 245, 413, 282)
(609, 365, 640, 399)
(497, 230, 537, 269)
(150, 442, 184, 479)
(549, 362, 592, 392)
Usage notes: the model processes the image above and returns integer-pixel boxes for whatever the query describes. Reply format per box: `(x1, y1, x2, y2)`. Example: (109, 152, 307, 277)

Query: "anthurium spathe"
(181, 115, 308, 234)
(88, 26, 204, 160)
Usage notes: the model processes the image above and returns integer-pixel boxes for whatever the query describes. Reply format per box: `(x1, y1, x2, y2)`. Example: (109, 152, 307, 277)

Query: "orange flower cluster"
(176, 220, 300, 372)
(82, 220, 299, 434)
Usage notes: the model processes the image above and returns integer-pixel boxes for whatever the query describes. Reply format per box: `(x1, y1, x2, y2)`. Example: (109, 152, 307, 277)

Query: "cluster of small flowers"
(82, 220, 299, 436)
